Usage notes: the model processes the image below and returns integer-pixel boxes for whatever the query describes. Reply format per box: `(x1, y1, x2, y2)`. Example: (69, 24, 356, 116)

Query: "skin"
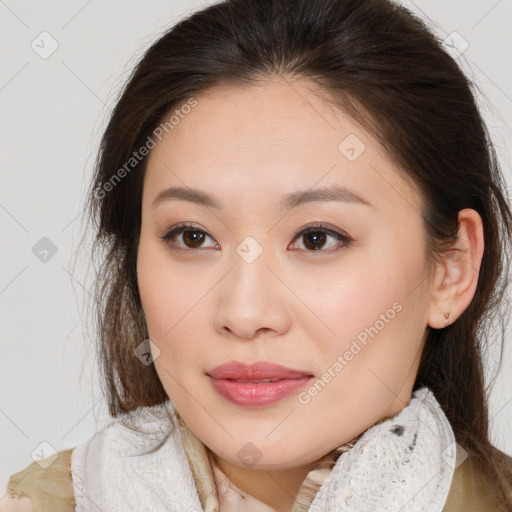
(136, 78, 484, 511)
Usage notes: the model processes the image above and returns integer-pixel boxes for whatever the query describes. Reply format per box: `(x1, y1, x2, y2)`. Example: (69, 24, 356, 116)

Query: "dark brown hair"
(80, 0, 512, 507)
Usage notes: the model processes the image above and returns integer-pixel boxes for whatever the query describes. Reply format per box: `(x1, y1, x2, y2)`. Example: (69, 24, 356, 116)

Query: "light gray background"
(1, 0, 511, 494)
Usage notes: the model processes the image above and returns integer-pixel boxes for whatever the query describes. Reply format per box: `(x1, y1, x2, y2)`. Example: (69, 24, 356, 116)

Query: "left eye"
(160, 223, 352, 252)
(290, 225, 352, 252)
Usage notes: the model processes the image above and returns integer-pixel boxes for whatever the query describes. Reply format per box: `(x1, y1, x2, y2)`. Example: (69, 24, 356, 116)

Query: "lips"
(206, 360, 314, 407)
(207, 360, 313, 381)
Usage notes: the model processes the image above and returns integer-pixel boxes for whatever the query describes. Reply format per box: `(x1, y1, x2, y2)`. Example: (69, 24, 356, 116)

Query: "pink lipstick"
(207, 360, 314, 407)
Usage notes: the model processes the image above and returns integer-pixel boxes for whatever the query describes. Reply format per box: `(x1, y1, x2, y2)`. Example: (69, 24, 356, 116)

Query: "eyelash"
(159, 222, 352, 253)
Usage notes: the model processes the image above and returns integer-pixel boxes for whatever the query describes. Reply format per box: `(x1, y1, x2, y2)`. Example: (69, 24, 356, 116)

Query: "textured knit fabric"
(307, 385, 455, 511)
(5, 385, 512, 511)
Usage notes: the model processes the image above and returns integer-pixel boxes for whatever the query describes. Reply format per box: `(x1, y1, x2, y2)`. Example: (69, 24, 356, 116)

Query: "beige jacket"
(3, 445, 512, 511)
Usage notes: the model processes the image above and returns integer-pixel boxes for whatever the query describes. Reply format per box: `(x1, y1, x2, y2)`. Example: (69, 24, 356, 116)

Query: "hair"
(79, 0, 512, 508)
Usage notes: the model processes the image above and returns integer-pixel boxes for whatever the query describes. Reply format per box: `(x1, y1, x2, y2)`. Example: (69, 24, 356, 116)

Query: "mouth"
(207, 362, 314, 407)
(208, 375, 314, 407)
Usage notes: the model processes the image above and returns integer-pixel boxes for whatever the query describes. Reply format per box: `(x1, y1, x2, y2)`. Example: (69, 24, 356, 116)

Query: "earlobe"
(427, 208, 485, 329)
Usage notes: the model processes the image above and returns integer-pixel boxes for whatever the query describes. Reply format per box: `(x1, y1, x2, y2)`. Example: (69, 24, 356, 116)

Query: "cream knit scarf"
(71, 386, 457, 511)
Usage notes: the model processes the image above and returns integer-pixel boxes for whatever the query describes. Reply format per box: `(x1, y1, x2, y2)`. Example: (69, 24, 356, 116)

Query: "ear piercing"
(444, 312, 451, 326)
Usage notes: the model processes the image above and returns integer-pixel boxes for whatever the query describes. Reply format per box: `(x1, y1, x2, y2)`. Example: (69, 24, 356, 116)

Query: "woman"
(3, 0, 512, 510)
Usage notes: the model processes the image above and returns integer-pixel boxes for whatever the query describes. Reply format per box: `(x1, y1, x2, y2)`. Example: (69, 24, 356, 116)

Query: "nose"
(213, 244, 292, 340)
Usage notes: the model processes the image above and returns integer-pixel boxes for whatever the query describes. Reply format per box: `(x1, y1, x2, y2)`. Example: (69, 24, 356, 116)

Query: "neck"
(210, 451, 320, 512)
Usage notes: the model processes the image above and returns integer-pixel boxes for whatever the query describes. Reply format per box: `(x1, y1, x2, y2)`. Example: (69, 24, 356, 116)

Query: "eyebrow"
(151, 184, 373, 210)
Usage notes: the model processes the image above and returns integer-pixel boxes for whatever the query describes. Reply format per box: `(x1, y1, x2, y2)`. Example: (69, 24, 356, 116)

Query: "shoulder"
(444, 446, 512, 512)
(0, 402, 179, 512)
(1, 448, 75, 512)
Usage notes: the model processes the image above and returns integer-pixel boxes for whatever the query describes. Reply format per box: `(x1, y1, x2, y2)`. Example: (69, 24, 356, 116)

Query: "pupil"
(184, 230, 204, 248)
(304, 232, 325, 250)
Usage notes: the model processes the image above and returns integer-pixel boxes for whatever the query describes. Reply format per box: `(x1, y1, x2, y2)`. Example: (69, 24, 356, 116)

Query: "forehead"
(143, 79, 423, 216)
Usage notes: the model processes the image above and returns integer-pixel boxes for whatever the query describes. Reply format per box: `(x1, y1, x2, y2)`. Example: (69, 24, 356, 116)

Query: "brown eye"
(161, 224, 218, 250)
(302, 231, 328, 250)
(290, 224, 352, 252)
(181, 230, 206, 248)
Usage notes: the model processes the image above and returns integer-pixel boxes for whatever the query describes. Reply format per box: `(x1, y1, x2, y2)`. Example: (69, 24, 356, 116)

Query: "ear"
(427, 208, 485, 329)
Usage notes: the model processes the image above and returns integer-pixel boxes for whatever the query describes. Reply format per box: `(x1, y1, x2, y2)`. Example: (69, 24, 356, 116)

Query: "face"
(137, 78, 433, 470)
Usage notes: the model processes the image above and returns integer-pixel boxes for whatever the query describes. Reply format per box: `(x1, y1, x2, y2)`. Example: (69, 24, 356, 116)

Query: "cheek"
(137, 252, 205, 406)
(309, 259, 400, 346)
(137, 238, 209, 369)
(313, 237, 426, 373)
(137, 262, 170, 339)
(137, 234, 182, 341)
(139, 272, 198, 353)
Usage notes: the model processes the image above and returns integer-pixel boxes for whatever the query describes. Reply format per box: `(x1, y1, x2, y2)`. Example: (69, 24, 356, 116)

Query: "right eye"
(160, 223, 219, 251)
